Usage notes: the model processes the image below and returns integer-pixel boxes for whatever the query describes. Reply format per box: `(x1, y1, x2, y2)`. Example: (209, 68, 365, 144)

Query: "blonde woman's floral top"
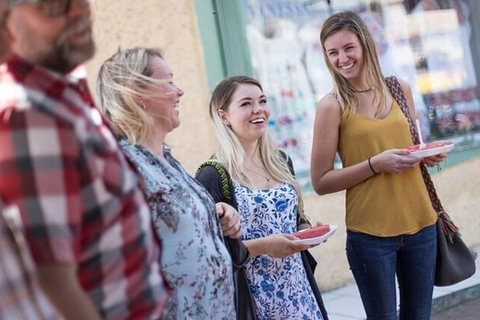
(120, 140, 235, 320)
(234, 181, 323, 320)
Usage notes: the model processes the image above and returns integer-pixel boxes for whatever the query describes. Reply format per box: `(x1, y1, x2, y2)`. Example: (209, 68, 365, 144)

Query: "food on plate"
(293, 225, 331, 239)
(406, 141, 453, 152)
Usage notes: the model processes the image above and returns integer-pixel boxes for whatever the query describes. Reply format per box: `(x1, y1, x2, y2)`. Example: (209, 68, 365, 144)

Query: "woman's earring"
(219, 111, 231, 129)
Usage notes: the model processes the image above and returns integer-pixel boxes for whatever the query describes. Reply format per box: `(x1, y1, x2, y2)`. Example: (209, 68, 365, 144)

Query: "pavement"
(322, 246, 480, 320)
(432, 296, 480, 320)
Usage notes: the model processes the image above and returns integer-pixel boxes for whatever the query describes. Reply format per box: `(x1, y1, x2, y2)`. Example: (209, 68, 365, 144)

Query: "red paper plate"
(406, 141, 454, 158)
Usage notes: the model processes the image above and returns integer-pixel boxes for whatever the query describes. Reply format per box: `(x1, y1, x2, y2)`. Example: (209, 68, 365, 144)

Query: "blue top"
(120, 140, 235, 320)
(233, 181, 323, 320)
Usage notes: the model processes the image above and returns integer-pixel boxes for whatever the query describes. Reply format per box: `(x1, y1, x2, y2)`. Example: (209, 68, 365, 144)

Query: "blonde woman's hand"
(216, 202, 242, 239)
(263, 234, 311, 258)
(309, 221, 329, 245)
(298, 220, 324, 231)
(422, 153, 447, 167)
(371, 149, 421, 174)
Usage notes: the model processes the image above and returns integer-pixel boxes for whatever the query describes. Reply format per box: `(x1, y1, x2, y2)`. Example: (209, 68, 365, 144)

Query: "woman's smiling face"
(219, 83, 270, 143)
(324, 29, 365, 81)
(143, 56, 184, 133)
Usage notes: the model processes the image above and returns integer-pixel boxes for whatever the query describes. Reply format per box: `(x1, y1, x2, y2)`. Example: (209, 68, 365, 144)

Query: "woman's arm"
(196, 165, 249, 267)
(310, 93, 421, 196)
(38, 264, 101, 320)
(244, 234, 311, 258)
(196, 165, 225, 203)
(197, 164, 313, 259)
(196, 165, 242, 236)
(310, 95, 378, 195)
(215, 202, 242, 239)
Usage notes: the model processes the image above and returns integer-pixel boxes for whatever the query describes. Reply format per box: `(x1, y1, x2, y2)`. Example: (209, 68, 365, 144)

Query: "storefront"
(87, 0, 480, 291)
(197, 0, 480, 189)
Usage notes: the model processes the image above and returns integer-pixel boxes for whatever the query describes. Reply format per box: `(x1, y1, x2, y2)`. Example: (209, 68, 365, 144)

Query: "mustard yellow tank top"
(338, 100, 437, 236)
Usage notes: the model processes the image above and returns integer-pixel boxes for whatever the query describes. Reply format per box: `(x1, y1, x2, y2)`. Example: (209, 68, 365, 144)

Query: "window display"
(240, 0, 480, 188)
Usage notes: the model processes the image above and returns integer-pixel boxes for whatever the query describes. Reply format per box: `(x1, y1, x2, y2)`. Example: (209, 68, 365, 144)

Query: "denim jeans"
(346, 224, 437, 320)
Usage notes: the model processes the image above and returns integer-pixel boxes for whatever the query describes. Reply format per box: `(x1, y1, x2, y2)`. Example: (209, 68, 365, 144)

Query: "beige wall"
(88, 1, 480, 292)
(87, 0, 216, 173)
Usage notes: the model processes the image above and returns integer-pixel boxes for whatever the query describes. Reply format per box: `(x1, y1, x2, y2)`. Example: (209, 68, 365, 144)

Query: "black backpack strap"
(279, 149, 295, 176)
(196, 160, 232, 201)
(196, 161, 256, 319)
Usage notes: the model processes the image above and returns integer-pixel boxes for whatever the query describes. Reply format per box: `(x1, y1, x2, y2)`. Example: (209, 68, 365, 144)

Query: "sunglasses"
(10, 0, 71, 17)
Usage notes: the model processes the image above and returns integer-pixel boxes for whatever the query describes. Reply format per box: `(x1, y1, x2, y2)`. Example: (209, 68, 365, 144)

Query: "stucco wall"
(88, 1, 480, 292)
(87, 0, 216, 173)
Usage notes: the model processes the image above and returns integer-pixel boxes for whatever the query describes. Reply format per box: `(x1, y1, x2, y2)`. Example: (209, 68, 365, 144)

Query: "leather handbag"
(386, 76, 476, 286)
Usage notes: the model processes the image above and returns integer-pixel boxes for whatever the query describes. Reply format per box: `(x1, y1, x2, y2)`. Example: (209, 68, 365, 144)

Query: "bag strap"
(385, 76, 458, 241)
(196, 160, 232, 201)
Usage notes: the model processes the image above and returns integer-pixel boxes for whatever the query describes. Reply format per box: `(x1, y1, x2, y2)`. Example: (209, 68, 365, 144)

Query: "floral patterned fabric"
(120, 140, 235, 320)
(233, 181, 323, 320)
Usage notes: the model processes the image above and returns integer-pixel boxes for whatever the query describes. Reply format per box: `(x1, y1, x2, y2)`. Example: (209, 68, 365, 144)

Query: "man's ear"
(4, 12, 16, 46)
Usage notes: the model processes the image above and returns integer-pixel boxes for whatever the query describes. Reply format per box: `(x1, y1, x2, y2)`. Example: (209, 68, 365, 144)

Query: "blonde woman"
(311, 11, 447, 319)
(96, 47, 244, 320)
(196, 76, 328, 320)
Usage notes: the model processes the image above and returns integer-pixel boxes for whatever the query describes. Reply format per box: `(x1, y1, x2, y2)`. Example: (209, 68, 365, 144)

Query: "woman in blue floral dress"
(197, 76, 328, 320)
(96, 47, 243, 320)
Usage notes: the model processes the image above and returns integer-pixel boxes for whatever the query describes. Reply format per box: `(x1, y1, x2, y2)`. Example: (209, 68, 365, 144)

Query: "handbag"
(386, 76, 476, 286)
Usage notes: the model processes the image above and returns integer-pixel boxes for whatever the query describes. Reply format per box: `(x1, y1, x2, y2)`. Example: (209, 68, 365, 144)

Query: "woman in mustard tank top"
(311, 11, 448, 320)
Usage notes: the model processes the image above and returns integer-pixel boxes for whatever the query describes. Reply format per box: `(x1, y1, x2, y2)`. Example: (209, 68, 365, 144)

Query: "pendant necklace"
(244, 166, 271, 183)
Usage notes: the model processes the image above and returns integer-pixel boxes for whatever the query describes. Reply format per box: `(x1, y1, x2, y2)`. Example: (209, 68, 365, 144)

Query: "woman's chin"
(172, 120, 181, 130)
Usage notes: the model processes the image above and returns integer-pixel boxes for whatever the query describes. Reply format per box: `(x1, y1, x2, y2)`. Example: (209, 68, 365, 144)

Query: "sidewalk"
(322, 246, 480, 320)
(432, 296, 480, 320)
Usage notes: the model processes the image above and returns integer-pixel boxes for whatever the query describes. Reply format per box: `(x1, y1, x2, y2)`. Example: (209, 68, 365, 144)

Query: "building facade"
(88, 0, 480, 290)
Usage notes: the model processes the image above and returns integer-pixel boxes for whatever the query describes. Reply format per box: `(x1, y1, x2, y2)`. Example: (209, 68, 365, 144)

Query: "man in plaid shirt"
(0, 0, 169, 319)
(0, 199, 60, 319)
(0, 1, 59, 318)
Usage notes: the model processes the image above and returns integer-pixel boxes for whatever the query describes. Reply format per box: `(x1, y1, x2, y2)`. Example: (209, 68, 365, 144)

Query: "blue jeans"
(346, 224, 437, 320)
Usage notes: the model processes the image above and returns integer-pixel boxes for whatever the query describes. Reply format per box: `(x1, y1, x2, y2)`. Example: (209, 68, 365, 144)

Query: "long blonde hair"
(320, 11, 386, 119)
(209, 76, 305, 217)
(96, 46, 168, 144)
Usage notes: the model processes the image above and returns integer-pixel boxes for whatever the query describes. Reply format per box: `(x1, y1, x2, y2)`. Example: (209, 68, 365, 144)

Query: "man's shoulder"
(0, 64, 48, 114)
(0, 58, 72, 113)
(0, 70, 82, 129)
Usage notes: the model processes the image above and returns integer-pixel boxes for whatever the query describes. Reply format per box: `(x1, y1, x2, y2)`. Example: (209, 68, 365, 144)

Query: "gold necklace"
(354, 87, 373, 93)
(244, 166, 271, 182)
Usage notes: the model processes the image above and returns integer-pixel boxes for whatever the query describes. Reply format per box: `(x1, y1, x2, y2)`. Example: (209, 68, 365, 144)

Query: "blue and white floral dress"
(120, 140, 235, 320)
(233, 181, 323, 320)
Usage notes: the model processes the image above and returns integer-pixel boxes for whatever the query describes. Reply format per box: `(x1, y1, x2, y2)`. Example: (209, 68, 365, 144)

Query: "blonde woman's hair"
(210, 76, 305, 217)
(96, 46, 167, 144)
(320, 11, 386, 119)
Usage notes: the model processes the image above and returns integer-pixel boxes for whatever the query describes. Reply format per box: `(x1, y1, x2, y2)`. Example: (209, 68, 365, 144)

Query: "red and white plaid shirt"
(0, 56, 169, 319)
(0, 199, 59, 320)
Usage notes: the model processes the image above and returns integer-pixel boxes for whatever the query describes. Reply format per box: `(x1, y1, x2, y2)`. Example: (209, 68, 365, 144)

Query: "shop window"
(198, 0, 480, 190)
